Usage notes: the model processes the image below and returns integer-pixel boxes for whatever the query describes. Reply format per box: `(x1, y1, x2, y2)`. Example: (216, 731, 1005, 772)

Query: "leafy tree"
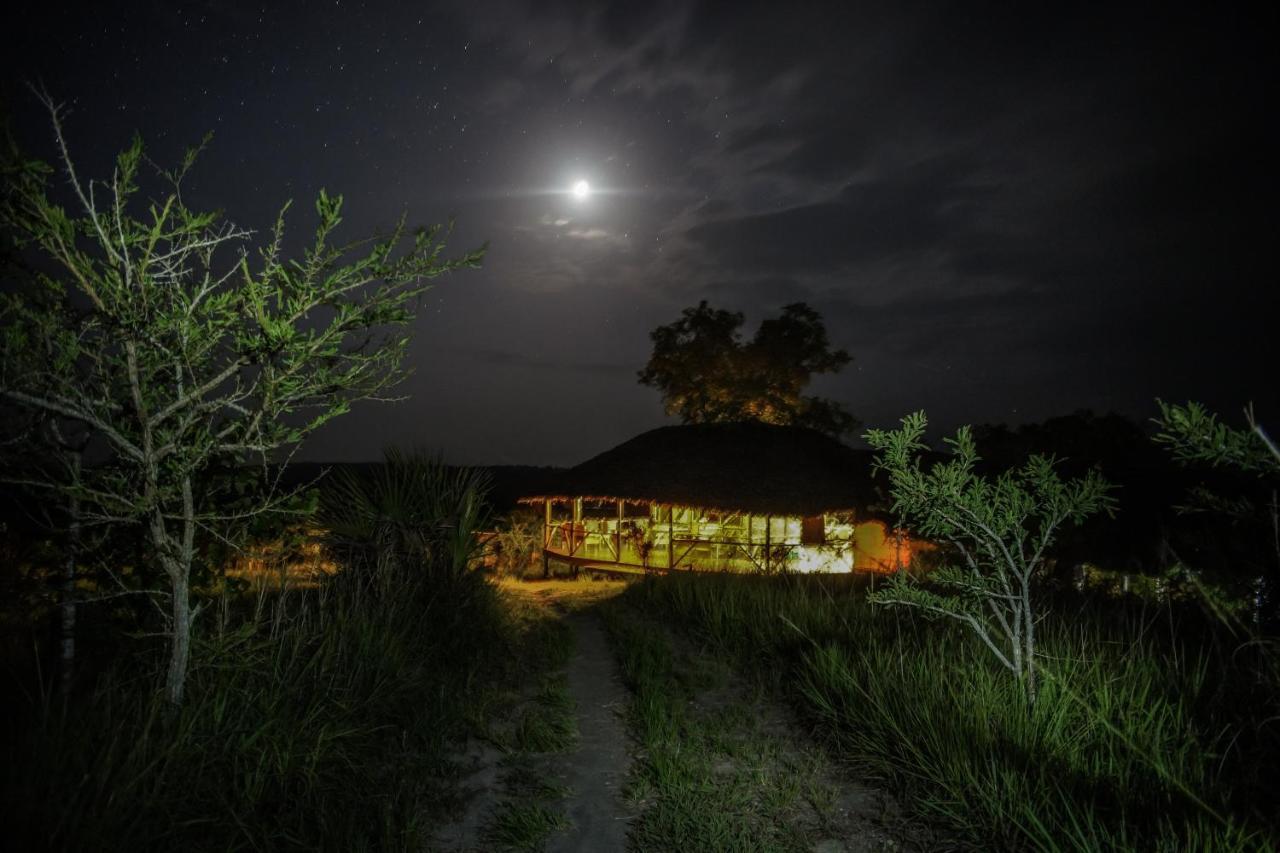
(0, 94, 484, 704)
(864, 411, 1115, 704)
(637, 300, 857, 436)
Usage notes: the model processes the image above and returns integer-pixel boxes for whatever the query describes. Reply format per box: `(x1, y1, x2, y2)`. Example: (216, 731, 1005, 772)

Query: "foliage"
(637, 300, 856, 436)
(0, 94, 484, 703)
(621, 519, 657, 570)
(1154, 401, 1280, 475)
(1, 507, 513, 850)
(1153, 401, 1280, 624)
(317, 448, 492, 596)
(863, 411, 1115, 703)
(492, 509, 543, 578)
(0, 449, 589, 850)
(619, 572, 1277, 851)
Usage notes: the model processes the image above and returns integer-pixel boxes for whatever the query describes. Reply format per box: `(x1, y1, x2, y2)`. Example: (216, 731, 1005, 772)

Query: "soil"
(434, 579, 928, 852)
(543, 612, 635, 852)
(431, 582, 634, 852)
(662, 624, 928, 852)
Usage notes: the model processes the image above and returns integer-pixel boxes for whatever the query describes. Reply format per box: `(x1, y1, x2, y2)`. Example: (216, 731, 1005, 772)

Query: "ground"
(432, 577, 921, 852)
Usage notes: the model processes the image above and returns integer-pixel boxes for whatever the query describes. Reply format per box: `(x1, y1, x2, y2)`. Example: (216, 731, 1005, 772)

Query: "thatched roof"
(518, 421, 884, 516)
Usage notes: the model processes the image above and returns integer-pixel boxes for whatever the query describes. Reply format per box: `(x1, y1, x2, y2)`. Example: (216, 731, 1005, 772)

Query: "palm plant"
(317, 448, 492, 601)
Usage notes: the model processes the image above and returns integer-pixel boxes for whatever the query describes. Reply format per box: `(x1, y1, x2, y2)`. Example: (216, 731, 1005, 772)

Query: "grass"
(0, 450, 587, 853)
(614, 572, 1279, 852)
(483, 802, 572, 851)
(449, 585, 579, 852)
(0, 565, 529, 851)
(500, 759, 573, 801)
(474, 593, 579, 757)
(511, 680, 578, 753)
(602, 595, 877, 852)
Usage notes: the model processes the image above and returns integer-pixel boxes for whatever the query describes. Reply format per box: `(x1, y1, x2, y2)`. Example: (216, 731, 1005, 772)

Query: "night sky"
(4, 2, 1275, 466)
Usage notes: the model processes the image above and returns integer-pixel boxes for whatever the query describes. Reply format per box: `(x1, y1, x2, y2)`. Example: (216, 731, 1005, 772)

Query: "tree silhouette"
(638, 301, 856, 436)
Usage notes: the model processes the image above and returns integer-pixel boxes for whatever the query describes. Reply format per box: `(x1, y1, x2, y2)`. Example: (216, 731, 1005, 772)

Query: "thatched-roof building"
(518, 422, 919, 575)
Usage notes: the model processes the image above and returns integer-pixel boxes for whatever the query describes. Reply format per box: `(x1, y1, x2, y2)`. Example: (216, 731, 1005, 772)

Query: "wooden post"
(573, 498, 582, 555)
(764, 514, 771, 573)
(573, 498, 583, 578)
(667, 504, 674, 570)
(616, 498, 624, 564)
(543, 499, 551, 578)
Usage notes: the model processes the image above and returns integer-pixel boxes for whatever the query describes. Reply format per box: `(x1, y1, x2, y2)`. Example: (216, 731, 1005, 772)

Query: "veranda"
(533, 497, 907, 575)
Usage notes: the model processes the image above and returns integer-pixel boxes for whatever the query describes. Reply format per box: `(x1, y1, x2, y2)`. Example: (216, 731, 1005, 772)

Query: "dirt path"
(430, 581, 634, 852)
(544, 611, 634, 852)
(605, 600, 929, 852)
(433, 579, 925, 851)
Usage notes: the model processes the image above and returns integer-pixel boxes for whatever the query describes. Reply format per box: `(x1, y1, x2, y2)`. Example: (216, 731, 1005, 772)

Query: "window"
(802, 515, 825, 545)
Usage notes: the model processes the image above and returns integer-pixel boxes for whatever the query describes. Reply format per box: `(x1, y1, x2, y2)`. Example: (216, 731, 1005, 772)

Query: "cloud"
(424, 345, 635, 376)
(567, 227, 611, 240)
(682, 158, 984, 274)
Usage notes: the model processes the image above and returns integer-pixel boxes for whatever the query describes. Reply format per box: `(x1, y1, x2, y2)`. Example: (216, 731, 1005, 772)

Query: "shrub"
(0, 451, 513, 850)
(618, 572, 1277, 850)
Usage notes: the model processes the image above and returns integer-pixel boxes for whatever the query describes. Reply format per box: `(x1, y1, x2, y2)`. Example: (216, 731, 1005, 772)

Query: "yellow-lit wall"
(536, 498, 921, 575)
(851, 520, 914, 573)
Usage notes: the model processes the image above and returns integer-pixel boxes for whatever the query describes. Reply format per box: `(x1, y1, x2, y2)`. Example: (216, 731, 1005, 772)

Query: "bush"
(492, 509, 544, 579)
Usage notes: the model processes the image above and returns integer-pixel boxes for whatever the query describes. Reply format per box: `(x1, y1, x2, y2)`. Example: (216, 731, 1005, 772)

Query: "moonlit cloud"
(5, 1, 1273, 464)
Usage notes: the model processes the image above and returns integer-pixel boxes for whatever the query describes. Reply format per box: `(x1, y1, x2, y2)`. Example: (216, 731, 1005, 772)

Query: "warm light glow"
(572, 179, 591, 199)
(794, 545, 853, 573)
(852, 520, 917, 573)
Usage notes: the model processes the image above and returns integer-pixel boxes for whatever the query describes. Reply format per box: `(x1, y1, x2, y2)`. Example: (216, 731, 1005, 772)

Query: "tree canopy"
(637, 301, 856, 436)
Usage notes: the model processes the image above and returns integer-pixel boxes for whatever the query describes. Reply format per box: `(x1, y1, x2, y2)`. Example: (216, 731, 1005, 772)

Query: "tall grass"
(621, 573, 1278, 851)
(0, 451, 522, 851)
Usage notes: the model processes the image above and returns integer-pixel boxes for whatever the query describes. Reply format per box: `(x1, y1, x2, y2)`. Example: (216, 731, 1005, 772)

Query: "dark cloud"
(683, 160, 984, 273)
(429, 346, 635, 376)
(700, 276, 812, 306)
(3, 0, 1275, 464)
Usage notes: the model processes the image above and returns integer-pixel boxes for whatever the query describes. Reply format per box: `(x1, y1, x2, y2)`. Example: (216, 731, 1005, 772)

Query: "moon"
(572, 179, 591, 199)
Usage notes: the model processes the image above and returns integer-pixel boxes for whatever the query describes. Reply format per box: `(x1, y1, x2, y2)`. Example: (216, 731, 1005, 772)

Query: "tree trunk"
(1022, 576, 1037, 706)
(164, 567, 192, 706)
(59, 487, 81, 698)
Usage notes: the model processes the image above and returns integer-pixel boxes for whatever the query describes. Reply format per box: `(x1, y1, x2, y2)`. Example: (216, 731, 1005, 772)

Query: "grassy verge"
(603, 593, 897, 852)
(0, 565, 554, 851)
(615, 572, 1278, 852)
